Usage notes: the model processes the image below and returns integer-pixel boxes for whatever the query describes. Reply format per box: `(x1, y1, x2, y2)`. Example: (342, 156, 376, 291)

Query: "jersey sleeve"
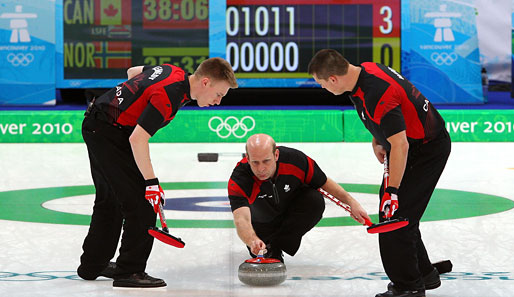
(228, 195, 250, 212)
(305, 155, 327, 189)
(380, 105, 406, 138)
(228, 177, 250, 211)
(137, 103, 165, 136)
(137, 92, 172, 136)
(285, 147, 327, 189)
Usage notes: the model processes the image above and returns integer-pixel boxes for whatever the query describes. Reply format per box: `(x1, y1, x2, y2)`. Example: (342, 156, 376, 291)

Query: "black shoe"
(422, 268, 441, 289)
(77, 265, 97, 280)
(113, 272, 166, 288)
(387, 268, 441, 291)
(376, 288, 425, 297)
(99, 262, 117, 279)
(77, 262, 116, 281)
(432, 260, 453, 274)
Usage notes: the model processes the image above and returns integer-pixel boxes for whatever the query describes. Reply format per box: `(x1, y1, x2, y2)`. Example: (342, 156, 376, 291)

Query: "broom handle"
(318, 188, 373, 227)
(157, 203, 169, 233)
(384, 154, 389, 189)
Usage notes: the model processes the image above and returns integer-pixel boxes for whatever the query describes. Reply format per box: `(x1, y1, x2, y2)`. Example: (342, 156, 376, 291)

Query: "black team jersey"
(348, 62, 446, 151)
(94, 64, 192, 136)
(228, 146, 327, 223)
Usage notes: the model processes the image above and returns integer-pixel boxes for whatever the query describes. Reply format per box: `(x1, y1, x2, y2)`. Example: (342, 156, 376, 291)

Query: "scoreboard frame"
(56, 0, 210, 88)
(214, 0, 401, 87)
(55, 0, 400, 88)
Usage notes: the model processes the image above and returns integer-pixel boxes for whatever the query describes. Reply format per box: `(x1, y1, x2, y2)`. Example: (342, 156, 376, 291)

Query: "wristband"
(145, 178, 159, 186)
(385, 186, 398, 195)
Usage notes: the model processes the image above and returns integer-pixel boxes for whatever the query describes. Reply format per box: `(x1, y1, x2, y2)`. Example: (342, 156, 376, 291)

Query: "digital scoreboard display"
(223, 0, 400, 87)
(56, 0, 400, 88)
(58, 0, 208, 87)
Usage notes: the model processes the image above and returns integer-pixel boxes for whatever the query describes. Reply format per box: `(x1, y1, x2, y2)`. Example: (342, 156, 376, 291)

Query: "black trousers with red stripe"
(379, 129, 451, 290)
(251, 186, 325, 257)
(78, 116, 156, 278)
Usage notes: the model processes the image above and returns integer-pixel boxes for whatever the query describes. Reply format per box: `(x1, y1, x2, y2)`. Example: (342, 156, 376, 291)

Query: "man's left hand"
(380, 187, 398, 218)
(145, 178, 165, 214)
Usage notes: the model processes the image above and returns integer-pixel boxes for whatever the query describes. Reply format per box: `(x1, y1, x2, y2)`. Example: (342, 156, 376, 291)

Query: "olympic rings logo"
(208, 116, 256, 139)
(430, 52, 458, 66)
(7, 53, 34, 67)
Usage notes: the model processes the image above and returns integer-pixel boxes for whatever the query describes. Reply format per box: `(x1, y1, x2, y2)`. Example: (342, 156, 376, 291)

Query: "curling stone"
(238, 255, 287, 286)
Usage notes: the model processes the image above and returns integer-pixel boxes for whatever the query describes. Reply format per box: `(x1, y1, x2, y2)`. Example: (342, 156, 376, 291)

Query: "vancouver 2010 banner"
(0, 1, 55, 105)
(401, 0, 483, 104)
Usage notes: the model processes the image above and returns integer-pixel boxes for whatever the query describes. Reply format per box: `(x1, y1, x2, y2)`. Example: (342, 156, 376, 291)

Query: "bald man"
(227, 134, 369, 262)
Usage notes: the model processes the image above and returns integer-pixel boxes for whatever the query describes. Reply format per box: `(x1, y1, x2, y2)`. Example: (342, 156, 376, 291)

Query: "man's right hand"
(145, 178, 165, 214)
(249, 239, 267, 256)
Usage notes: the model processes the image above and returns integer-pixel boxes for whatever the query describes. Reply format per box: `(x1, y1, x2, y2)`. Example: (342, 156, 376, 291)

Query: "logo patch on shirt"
(149, 66, 163, 80)
(257, 194, 272, 199)
(284, 184, 290, 192)
(423, 99, 429, 112)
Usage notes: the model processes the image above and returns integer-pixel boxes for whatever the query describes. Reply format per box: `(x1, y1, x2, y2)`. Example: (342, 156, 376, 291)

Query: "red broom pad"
(148, 203, 185, 248)
(366, 218, 409, 234)
(148, 227, 185, 248)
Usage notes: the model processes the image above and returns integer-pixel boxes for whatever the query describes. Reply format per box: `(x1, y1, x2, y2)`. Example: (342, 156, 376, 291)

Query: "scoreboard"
(58, 0, 209, 87)
(56, 0, 400, 88)
(222, 0, 400, 87)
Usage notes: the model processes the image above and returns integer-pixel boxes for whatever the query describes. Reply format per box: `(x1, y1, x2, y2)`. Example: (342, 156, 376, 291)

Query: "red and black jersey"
(94, 64, 192, 136)
(228, 146, 327, 223)
(348, 62, 445, 151)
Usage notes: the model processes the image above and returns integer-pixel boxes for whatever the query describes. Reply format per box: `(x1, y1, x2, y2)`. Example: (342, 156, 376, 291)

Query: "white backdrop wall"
(476, 0, 511, 82)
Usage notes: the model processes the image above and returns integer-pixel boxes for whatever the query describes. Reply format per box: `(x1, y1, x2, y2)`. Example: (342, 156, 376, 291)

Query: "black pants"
(379, 129, 451, 290)
(78, 116, 156, 277)
(252, 186, 325, 256)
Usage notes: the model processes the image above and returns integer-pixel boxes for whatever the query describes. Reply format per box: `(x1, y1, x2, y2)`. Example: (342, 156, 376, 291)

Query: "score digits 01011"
(226, 4, 299, 76)
(224, 0, 400, 80)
